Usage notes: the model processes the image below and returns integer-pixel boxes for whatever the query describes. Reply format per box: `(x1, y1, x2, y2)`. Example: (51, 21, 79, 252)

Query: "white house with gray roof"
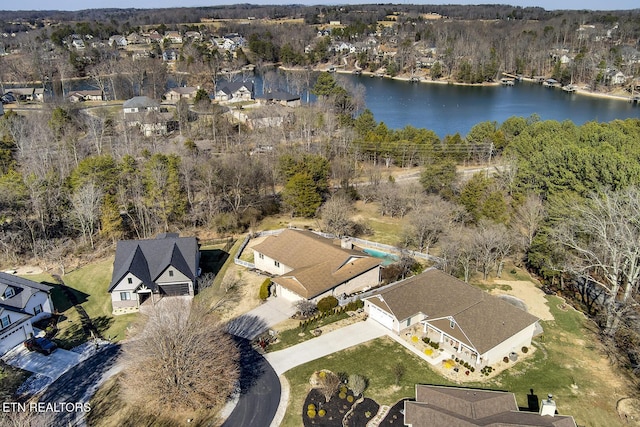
(365, 268, 540, 367)
(0, 272, 54, 355)
(108, 233, 200, 315)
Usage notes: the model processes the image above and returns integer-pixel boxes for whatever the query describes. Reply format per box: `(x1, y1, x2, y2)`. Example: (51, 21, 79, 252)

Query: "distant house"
(108, 234, 200, 315)
(610, 71, 627, 85)
(108, 35, 127, 47)
(162, 48, 179, 62)
(123, 96, 174, 136)
(126, 32, 146, 45)
(364, 268, 540, 367)
(165, 86, 198, 101)
(252, 229, 382, 302)
(7, 87, 43, 102)
(68, 90, 104, 103)
(404, 385, 577, 427)
(258, 90, 301, 107)
(71, 39, 85, 49)
(0, 272, 54, 355)
(215, 81, 254, 102)
(164, 31, 183, 44)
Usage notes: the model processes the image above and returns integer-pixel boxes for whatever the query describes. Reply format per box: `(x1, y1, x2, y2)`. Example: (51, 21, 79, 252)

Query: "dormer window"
(127, 277, 133, 284)
(4, 287, 15, 299)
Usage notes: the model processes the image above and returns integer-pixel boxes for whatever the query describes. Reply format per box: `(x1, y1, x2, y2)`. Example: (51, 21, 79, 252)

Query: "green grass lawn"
(0, 363, 30, 401)
(268, 312, 350, 352)
(23, 259, 137, 348)
(281, 295, 625, 427)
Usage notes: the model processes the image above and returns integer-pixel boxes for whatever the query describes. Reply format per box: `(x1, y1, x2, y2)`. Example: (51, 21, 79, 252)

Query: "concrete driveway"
(226, 298, 297, 340)
(264, 319, 388, 375)
(2, 344, 82, 381)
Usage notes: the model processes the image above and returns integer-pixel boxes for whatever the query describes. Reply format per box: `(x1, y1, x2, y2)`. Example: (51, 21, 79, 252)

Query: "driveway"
(264, 319, 388, 375)
(226, 298, 297, 340)
(2, 344, 82, 381)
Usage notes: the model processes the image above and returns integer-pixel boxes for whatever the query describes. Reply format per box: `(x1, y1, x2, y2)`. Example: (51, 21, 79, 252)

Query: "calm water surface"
(342, 75, 640, 137)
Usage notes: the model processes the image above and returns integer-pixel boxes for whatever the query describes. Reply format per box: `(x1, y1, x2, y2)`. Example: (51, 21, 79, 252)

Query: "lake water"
(340, 75, 640, 137)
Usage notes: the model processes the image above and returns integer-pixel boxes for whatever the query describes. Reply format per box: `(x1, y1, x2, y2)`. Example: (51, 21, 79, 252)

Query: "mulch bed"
(344, 397, 379, 427)
(379, 399, 410, 426)
(303, 388, 355, 427)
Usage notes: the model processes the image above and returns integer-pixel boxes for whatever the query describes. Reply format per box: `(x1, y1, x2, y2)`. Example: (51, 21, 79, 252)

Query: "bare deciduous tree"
(70, 181, 103, 249)
(552, 188, 640, 336)
(318, 371, 341, 403)
(511, 193, 545, 249)
(122, 299, 240, 414)
(320, 195, 354, 237)
(294, 300, 317, 318)
(404, 195, 461, 253)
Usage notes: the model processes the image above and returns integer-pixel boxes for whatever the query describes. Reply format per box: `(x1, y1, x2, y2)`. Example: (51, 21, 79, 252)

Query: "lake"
(339, 75, 640, 137)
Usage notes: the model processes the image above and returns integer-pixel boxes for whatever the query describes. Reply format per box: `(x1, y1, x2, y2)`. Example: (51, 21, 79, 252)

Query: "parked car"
(24, 337, 57, 355)
(1, 93, 16, 104)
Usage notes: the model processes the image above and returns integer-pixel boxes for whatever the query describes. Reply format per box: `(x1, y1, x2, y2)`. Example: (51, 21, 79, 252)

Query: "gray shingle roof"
(108, 235, 198, 292)
(0, 272, 52, 314)
(123, 96, 160, 109)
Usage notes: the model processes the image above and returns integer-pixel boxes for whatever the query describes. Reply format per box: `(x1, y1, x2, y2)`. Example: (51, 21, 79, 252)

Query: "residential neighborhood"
(0, 2, 639, 427)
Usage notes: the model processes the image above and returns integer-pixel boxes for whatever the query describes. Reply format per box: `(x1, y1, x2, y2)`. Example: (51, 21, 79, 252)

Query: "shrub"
(470, 367, 475, 372)
(411, 336, 419, 343)
(522, 346, 529, 353)
(318, 409, 326, 417)
(422, 337, 430, 344)
(308, 404, 316, 410)
(307, 409, 316, 419)
(317, 296, 339, 312)
(365, 411, 372, 418)
(348, 374, 367, 396)
(424, 348, 433, 356)
(339, 392, 347, 399)
(340, 385, 348, 394)
(347, 395, 354, 403)
(259, 278, 271, 300)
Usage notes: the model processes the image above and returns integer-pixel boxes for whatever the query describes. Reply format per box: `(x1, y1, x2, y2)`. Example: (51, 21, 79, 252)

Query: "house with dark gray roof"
(122, 96, 174, 137)
(257, 90, 301, 107)
(252, 229, 381, 302)
(0, 272, 54, 355)
(364, 268, 540, 367)
(405, 385, 576, 427)
(108, 233, 200, 315)
(215, 81, 254, 102)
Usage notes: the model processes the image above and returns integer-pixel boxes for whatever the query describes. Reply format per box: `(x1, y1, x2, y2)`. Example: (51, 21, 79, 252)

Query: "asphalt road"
(37, 344, 122, 426)
(221, 338, 281, 427)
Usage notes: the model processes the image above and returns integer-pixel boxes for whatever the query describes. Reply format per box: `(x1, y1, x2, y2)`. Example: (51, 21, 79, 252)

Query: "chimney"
(341, 237, 353, 250)
(540, 394, 556, 417)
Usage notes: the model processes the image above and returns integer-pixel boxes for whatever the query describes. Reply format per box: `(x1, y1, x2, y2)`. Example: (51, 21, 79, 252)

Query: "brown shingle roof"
(366, 269, 539, 354)
(254, 229, 381, 299)
(405, 385, 577, 427)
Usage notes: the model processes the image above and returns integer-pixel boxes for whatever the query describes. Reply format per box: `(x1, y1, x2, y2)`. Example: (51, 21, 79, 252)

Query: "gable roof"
(366, 269, 539, 354)
(123, 96, 160, 109)
(253, 229, 381, 299)
(217, 81, 254, 96)
(0, 272, 52, 314)
(405, 385, 577, 427)
(168, 86, 198, 95)
(109, 234, 199, 292)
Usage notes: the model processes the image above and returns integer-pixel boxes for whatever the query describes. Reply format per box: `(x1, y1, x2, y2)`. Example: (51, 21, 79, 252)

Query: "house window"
(450, 319, 455, 329)
(34, 304, 42, 315)
(120, 292, 131, 301)
(169, 270, 174, 277)
(406, 318, 411, 327)
(4, 287, 15, 299)
(127, 277, 133, 284)
(1, 315, 9, 328)
(274, 261, 280, 268)
(258, 253, 264, 260)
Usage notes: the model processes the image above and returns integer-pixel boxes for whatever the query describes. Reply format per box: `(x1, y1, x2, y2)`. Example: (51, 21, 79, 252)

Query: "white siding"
(253, 250, 292, 276)
(24, 291, 54, 322)
(481, 323, 537, 365)
(333, 267, 380, 297)
(0, 322, 31, 355)
(368, 303, 395, 330)
(274, 283, 303, 302)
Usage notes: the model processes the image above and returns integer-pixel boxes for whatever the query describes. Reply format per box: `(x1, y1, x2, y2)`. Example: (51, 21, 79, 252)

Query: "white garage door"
(369, 305, 394, 330)
(275, 284, 303, 303)
(0, 325, 28, 356)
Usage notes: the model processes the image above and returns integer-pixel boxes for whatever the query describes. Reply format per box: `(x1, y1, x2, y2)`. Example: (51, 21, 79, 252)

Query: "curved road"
(222, 338, 281, 427)
(38, 344, 122, 426)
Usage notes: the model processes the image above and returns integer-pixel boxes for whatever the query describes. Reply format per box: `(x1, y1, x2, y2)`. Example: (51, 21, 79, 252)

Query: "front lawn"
(282, 295, 627, 427)
(0, 363, 30, 401)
